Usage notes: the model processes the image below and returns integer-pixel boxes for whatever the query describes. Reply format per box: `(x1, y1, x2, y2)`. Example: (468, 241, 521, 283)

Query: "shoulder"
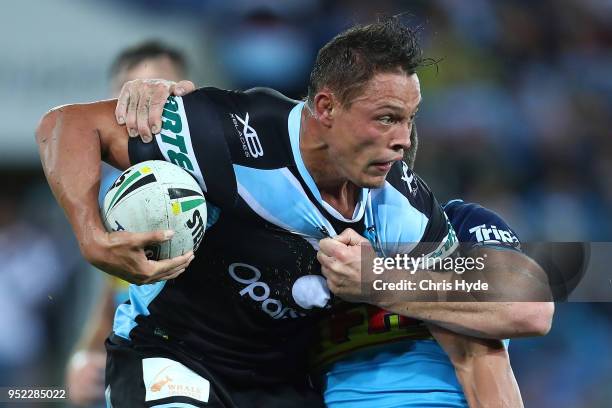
(184, 86, 298, 116)
(443, 199, 521, 249)
(374, 162, 456, 256)
(384, 161, 437, 216)
(244, 87, 300, 106)
(171, 87, 298, 168)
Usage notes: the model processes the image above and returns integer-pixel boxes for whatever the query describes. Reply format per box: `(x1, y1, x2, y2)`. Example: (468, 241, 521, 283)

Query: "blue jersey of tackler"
(322, 199, 520, 408)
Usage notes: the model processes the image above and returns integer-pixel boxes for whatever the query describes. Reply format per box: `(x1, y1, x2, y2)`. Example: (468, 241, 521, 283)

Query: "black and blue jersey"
(114, 87, 456, 385)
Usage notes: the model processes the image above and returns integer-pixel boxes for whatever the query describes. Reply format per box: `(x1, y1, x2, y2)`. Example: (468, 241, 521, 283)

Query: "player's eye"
(378, 115, 398, 125)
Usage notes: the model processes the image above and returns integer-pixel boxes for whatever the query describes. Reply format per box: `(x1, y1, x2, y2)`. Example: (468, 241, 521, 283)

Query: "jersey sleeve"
(443, 199, 521, 252)
(128, 88, 245, 209)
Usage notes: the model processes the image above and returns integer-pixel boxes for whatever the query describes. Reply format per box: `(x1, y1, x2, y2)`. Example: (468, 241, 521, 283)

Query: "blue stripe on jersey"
(233, 164, 336, 241)
(113, 282, 166, 339)
(287, 102, 369, 223)
(367, 180, 429, 256)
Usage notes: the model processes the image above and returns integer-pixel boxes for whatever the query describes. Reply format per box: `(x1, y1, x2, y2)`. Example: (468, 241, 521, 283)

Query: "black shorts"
(104, 334, 325, 408)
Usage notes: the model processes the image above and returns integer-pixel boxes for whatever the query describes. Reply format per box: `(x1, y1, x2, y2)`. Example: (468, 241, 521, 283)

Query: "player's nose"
(390, 125, 411, 153)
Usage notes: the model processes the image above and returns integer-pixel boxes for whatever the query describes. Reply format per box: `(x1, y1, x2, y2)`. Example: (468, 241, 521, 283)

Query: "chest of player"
(193, 214, 324, 321)
(192, 192, 370, 322)
(187, 162, 441, 323)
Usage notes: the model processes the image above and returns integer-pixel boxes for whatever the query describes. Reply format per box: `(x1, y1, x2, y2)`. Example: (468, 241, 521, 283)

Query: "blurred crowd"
(0, 0, 610, 407)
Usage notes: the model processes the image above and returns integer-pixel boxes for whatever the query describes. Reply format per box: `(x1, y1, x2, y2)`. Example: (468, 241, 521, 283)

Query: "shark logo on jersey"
(231, 112, 264, 158)
(317, 226, 330, 237)
(401, 162, 418, 196)
(468, 224, 520, 247)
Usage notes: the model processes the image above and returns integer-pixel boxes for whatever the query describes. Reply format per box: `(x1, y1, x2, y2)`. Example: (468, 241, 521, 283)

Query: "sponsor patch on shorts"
(142, 357, 210, 403)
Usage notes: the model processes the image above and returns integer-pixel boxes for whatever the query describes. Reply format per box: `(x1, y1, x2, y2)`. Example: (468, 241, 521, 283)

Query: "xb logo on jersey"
(401, 162, 418, 195)
(231, 112, 264, 158)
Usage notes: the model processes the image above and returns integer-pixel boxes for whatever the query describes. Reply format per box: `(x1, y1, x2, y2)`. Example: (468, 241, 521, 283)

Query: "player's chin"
(358, 173, 387, 189)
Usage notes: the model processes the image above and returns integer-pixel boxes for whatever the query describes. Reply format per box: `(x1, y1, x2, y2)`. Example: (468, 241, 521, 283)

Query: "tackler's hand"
(317, 228, 374, 303)
(115, 78, 196, 142)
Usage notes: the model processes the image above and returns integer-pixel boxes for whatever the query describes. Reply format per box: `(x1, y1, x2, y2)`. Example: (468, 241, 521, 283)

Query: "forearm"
(389, 301, 552, 339)
(38, 98, 192, 285)
(428, 323, 523, 408)
(457, 352, 523, 408)
(36, 101, 126, 260)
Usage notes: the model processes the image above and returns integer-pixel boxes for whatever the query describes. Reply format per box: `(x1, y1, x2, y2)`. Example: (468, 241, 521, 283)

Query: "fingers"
(319, 237, 347, 260)
(171, 80, 196, 96)
(115, 79, 181, 142)
(161, 268, 185, 281)
(163, 251, 194, 275)
(317, 250, 336, 271)
(150, 251, 195, 281)
(319, 262, 344, 294)
(133, 229, 175, 247)
(126, 89, 140, 138)
(160, 262, 189, 281)
(115, 83, 130, 125)
(320, 230, 368, 259)
(317, 250, 344, 284)
(335, 228, 368, 245)
(148, 86, 170, 135)
(137, 95, 153, 142)
(106, 230, 198, 284)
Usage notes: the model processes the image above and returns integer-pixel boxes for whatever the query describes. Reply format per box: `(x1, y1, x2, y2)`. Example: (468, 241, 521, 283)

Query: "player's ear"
(313, 91, 335, 127)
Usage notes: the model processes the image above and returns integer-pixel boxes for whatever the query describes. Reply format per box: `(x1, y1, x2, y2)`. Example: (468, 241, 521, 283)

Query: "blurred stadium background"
(0, 0, 610, 406)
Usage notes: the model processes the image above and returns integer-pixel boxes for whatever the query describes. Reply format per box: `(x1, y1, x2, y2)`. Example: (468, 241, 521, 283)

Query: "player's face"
(329, 72, 420, 188)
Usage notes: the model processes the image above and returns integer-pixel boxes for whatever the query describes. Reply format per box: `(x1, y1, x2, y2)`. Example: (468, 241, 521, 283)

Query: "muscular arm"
(378, 248, 554, 339)
(320, 230, 535, 406)
(409, 251, 540, 405)
(36, 101, 192, 283)
(429, 324, 524, 408)
(37, 101, 129, 253)
(404, 249, 540, 406)
(320, 231, 554, 339)
(403, 301, 553, 339)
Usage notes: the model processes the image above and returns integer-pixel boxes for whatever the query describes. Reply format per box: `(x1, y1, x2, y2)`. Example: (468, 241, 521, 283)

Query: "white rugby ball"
(102, 160, 206, 260)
